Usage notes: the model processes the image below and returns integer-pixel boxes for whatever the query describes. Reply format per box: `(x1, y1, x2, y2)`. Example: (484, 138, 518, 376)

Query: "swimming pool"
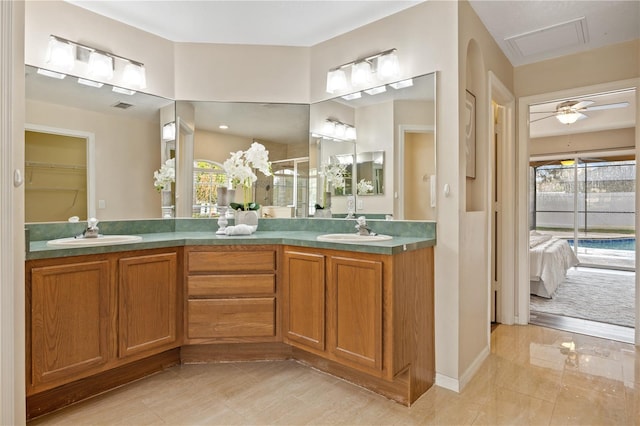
(567, 238, 636, 251)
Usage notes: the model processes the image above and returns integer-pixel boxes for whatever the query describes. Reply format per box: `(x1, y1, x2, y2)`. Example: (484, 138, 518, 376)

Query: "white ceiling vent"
(505, 17, 589, 60)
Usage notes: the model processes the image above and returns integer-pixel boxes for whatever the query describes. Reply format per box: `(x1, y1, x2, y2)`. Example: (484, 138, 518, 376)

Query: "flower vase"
(161, 189, 173, 218)
(234, 209, 259, 232)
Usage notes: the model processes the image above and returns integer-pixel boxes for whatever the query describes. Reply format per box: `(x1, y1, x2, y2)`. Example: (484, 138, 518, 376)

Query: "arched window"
(193, 160, 228, 217)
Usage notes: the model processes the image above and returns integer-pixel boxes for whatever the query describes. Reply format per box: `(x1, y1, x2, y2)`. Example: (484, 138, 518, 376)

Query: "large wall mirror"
(174, 101, 310, 218)
(310, 73, 436, 219)
(24, 65, 175, 223)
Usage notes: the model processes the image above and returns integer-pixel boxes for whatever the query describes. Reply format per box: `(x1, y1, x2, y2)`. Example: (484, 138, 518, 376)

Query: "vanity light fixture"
(44, 35, 147, 89)
(45, 36, 75, 71)
(364, 85, 386, 96)
(112, 86, 136, 95)
(36, 68, 66, 79)
(351, 60, 373, 87)
(376, 49, 399, 79)
(162, 122, 176, 141)
(325, 48, 399, 94)
(77, 78, 104, 88)
(321, 119, 357, 141)
(122, 62, 146, 89)
(326, 68, 348, 94)
(87, 51, 114, 80)
(341, 92, 362, 101)
(389, 78, 413, 90)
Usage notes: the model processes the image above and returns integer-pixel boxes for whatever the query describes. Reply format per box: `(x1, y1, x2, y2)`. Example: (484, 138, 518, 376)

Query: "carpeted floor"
(530, 268, 635, 328)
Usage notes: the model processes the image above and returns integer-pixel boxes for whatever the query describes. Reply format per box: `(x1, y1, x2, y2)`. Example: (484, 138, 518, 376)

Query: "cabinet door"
(118, 252, 178, 358)
(328, 256, 383, 372)
(30, 261, 111, 387)
(283, 250, 325, 351)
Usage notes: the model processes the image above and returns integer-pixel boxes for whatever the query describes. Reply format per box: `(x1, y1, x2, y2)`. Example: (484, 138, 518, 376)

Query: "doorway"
(24, 125, 95, 222)
(516, 81, 638, 343)
(398, 125, 435, 220)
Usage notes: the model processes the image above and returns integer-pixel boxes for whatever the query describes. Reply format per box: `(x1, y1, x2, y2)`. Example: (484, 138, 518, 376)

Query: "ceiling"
(66, 1, 639, 67)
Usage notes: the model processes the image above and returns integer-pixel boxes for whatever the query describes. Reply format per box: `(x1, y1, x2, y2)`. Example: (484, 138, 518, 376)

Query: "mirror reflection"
(24, 65, 175, 223)
(175, 101, 310, 218)
(310, 73, 436, 219)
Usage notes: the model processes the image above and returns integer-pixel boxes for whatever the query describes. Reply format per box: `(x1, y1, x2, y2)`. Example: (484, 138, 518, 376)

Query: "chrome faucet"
(78, 217, 100, 238)
(355, 216, 376, 236)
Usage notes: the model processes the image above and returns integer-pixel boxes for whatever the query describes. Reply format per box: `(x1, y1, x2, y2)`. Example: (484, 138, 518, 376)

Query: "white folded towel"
(224, 224, 255, 236)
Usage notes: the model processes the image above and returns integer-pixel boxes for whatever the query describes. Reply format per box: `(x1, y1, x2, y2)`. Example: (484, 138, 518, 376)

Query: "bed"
(530, 232, 580, 298)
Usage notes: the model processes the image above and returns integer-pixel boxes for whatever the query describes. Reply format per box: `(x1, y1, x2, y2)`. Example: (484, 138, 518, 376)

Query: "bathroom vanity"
(24, 219, 435, 419)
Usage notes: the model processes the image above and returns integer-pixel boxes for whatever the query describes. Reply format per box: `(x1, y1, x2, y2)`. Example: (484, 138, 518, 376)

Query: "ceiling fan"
(530, 99, 630, 125)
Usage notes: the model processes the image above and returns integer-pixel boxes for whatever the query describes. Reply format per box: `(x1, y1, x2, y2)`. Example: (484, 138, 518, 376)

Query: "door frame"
(488, 72, 516, 326)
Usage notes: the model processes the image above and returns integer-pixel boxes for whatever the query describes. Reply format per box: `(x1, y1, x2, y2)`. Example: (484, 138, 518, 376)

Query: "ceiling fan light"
(560, 160, 575, 166)
(556, 112, 581, 124)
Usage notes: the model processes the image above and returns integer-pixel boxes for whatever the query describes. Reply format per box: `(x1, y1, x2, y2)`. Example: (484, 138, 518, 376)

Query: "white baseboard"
(435, 345, 490, 393)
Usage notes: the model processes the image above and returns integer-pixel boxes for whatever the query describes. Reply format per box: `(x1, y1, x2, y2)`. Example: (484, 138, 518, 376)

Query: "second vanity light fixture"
(313, 119, 357, 142)
(43, 35, 147, 91)
(326, 48, 399, 94)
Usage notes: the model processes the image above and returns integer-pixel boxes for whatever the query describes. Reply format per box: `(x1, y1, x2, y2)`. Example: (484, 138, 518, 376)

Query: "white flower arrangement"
(222, 142, 272, 210)
(318, 162, 347, 209)
(153, 158, 175, 191)
(357, 179, 374, 195)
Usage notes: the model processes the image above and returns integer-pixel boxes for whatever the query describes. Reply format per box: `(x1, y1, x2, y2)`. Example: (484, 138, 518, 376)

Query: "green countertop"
(27, 230, 435, 260)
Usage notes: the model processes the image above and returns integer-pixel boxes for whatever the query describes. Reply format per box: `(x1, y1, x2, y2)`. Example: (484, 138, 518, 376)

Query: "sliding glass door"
(532, 157, 635, 271)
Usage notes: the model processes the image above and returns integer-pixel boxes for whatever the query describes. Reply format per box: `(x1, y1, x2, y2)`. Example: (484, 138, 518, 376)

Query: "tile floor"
(29, 324, 640, 425)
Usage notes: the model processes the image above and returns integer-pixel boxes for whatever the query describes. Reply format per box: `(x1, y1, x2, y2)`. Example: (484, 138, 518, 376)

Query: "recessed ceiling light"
(219, 125, 229, 130)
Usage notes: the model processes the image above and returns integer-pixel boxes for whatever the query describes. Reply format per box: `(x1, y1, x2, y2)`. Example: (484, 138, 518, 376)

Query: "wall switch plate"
(357, 199, 364, 210)
(98, 200, 106, 209)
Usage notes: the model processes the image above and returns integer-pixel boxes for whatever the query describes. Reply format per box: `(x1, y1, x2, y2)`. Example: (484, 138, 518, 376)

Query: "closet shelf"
(25, 161, 86, 170)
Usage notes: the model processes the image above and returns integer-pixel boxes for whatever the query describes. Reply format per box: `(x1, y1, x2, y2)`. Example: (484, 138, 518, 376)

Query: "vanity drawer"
(187, 298, 276, 338)
(188, 274, 275, 297)
(188, 250, 276, 273)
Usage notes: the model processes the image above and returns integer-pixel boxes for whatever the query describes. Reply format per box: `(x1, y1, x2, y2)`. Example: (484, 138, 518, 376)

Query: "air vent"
(112, 102, 134, 110)
(505, 17, 589, 60)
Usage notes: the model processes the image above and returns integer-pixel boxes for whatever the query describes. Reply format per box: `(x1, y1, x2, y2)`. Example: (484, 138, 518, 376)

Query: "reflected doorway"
(399, 126, 435, 220)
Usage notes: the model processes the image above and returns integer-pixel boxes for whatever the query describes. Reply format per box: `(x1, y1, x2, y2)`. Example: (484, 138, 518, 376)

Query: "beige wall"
(457, 0, 514, 385)
(26, 99, 161, 220)
(174, 43, 309, 103)
(515, 40, 640, 98)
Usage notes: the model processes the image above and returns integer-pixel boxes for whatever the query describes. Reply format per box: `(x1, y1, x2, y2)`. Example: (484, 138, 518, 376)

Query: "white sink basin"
(316, 233, 393, 243)
(47, 235, 142, 248)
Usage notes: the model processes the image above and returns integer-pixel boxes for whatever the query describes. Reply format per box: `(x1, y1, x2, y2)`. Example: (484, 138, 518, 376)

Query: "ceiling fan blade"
(572, 100, 595, 110)
(583, 102, 630, 112)
(530, 110, 558, 114)
(530, 114, 556, 123)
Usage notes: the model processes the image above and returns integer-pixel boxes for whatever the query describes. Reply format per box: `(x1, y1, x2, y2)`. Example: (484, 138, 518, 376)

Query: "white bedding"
(530, 236, 579, 298)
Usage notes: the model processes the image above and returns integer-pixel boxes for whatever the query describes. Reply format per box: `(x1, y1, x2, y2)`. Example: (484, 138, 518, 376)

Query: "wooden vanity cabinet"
(28, 260, 112, 390)
(118, 252, 179, 358)
(185, 245, 280, 344)
(26, 248, 183, 409)
(283, 245, 435, 405)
